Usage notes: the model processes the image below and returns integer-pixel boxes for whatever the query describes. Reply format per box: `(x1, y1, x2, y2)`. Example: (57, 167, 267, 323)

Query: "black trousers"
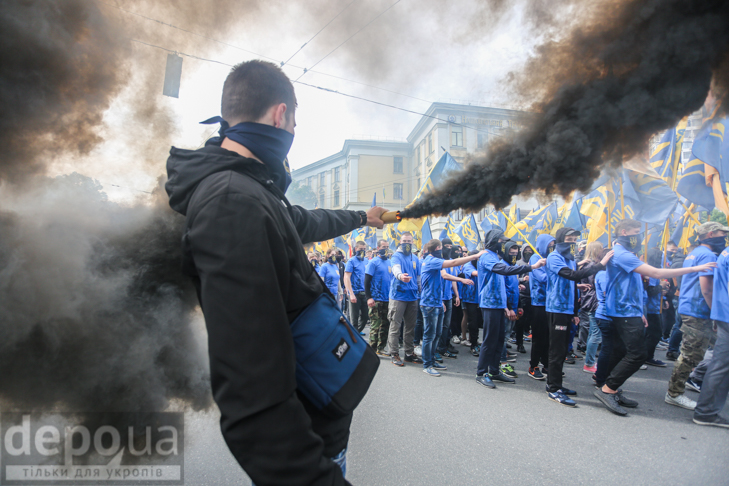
(606, 316, 648, 391)
(464, 302, 482, 348)
(451, 301, 463, 337)
(645, 313, 663, 361)
(530, 305, 549, 369)
(349, 291, 369, 331)
(547, 312, 572, 392)
(515, 301, 532, 347)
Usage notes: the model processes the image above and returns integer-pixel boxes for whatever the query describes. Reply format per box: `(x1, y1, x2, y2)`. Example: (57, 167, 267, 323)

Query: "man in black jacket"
(166, 60, 386, 485)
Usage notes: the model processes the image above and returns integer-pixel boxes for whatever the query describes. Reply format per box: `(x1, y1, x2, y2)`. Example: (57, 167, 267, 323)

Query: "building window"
(307, 176, 312, 186)
(319, 193, 325, 208)
(393, 183, 403, 200)
(320, 172, 326, 185)
(477, 132, 488, 149)
(451, 126, 463, 147)
(334, 166, 340, 182)
(428, 134, 433, 154)
(334, 190, 340, 207)
(393, 156, 403, 174)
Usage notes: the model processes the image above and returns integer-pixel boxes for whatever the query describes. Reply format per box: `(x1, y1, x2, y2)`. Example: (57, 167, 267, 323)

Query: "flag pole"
(500, 211, 542, 258)
(619, 175, 626, 219)
(679, 202, 702, 226)
(644, 223, 648, 262)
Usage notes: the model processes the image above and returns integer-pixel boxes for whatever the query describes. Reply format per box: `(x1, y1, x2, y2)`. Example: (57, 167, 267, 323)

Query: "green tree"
(286, 180, 317, 209)
(709, 208, 728, 226)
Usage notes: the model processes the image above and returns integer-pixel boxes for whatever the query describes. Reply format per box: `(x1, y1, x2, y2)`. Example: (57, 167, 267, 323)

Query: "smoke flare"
(400, 0, 729, 218)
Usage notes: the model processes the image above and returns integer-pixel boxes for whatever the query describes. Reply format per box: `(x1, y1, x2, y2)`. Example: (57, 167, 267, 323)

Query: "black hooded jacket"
(166, 145, 363, 486)
(483, 229, 533, 276)
(553, 228, 605, 282)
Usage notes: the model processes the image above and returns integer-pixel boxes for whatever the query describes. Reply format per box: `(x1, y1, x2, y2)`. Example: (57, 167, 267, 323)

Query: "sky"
(47, 0, 579, 203)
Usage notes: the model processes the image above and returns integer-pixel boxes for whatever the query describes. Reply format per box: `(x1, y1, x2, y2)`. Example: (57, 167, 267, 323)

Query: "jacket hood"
(535, 233, 555, 256)
(555, 227, 580, 244)
(165, 145, 272, 215)
(484, 229, 507, 250)
(647, 247, 663, 268)
(504, 241, 520, 262)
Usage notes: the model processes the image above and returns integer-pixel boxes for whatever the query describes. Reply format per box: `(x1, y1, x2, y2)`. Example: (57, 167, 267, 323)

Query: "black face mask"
(577, 249, 585, 259)
(617, 234, 643, 253)
(432, 249, 443, 259)
(556, 242, 577, 261)
(508, 253, 518, 265)
(547, 244, 555, 255)
(378, 248, 388, 259)
(523, 250, 534, 262)
(336, 255, 343, 263)
(310, 260, 317, 267)
(356, 250, 365, 259)
(442, 247, 451, 259)
(400, 243, 412, 256)
(328, 256, 336, 264)
(665, 250, 676, 262)
(701, 236, 727, 255)
(453, 250, 462, 258)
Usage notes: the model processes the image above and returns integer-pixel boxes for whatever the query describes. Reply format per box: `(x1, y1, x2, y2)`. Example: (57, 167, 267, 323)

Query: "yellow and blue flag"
(480, 210, 506, 233)
(439, 213, 465, 246)
(693, 114, 729, 215)
(650, 118, 687, 188)
(454, 214, 482, 251)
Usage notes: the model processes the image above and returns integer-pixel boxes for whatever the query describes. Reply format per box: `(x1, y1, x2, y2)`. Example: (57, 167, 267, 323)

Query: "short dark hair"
(424, 239, 442, 253)
(614, 219, 641, 237)
(355, 240, 366, 249)
(221, 60, 297, 124)
(378, 239, 388, 247)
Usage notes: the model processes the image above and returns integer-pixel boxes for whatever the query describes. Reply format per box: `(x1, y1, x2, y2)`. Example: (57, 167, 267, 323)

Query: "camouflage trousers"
(369, 301, 390, 352)
(668, 315, 717, 397)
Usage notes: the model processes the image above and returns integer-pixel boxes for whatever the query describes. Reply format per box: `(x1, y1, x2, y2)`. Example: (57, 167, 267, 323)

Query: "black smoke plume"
(400, 0, 729, 218)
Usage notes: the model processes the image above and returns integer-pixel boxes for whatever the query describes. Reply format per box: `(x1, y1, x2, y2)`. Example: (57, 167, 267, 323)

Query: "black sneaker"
(593, 390, 628, 416)
(686, 378, 702, 393)
(565, 356, 576, 364)
(617, 389, 638, 408)
(489, 372, 516, 384)
(559, 387, 577, 396)
(391, 355, 404, 367)
(404, 354, 423, 364)
(470, 347, 480, 357)
(528, 367, 545, 380)
(569, 352, 583, 360)
(693, 415, 729, 428)
(517, 345, 527, 354)
(476, 375, 496, 388)
(442, 351, 458, 359)
(665, 351, 679, 361)
(506, 343, 513, 349)
(447, 344, 460, 354)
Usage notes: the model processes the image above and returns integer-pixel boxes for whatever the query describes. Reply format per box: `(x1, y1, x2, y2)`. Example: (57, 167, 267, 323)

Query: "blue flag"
(480, 210, 506, 233)
(422, 218, 432, 243)
(455, 214, 482, 251)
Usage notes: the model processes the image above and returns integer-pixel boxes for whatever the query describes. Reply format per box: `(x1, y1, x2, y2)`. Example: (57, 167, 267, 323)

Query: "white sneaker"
(462, 339, 472, 347)
(639, 364, 648, 370)
(451, 336, 461, 344)
(414, 345, 422, 357)
(665, 392, 696, 410)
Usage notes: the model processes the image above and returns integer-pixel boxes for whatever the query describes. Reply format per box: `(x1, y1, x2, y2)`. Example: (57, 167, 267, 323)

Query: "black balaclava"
(441, 238, 453, 259)
(484, 229, 509, 258)
(554, 227, 579, 261)
(504, 241, 519, 265)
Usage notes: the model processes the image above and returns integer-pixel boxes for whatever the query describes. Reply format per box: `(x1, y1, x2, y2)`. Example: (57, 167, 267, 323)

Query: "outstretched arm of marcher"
(290, 205, 362, 244)
(189, 193, 347, 486)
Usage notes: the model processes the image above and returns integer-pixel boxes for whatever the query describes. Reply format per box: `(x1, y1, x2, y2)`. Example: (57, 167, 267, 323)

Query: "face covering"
(453, 250, 462, 258)
(356, 250, 365, 259)
(336, 255, 343, 263)
(201, 117, 294, 194)
(328, 256, 336, 264)
(556, 242, 577, 261)
(432, 249, 443, 259)
(508, 253, 518, 265)
(617, 234, 643, 253)
(700, 236, 727, 254)
(378, 248, 387, 259)
(310, 260, 317, 267)
(547, 244, 555, 255)
(400, 243, 412, 256)
(665, 250, 676, 262)
(523, 249, 534, 261)
(442, 247, 452, 259)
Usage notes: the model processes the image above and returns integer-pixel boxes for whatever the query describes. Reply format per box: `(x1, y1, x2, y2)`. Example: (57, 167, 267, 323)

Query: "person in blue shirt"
(545, 228, 613, 407)
(644, 248, 669, 367)
(308, 251, 321, 273)
(387, 232, 423, 366)
(666, 221, 729, 411)
(593, 261, 613, 388)
(476, 229, 545, 389)
(365, 239, 392, 356)
(499, 241, 522, 379)
(528, 234, 555, 380)
(462, 252, 482, 357)
(437, 240, 474, 359)
(693, 238, 729, 427)
(344, 240, 369, 335)
(319, 248, 342, 301)
(592, 219, 717, 416)
(420, 238, 483, 376)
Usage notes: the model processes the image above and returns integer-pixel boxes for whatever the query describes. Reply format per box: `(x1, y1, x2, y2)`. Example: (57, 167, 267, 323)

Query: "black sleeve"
(645, 283, 663, 297)
(188, 193, 346, 485)
(557, 263, 605, 281)
(289, 206, 362, 244)
(364, 274, 373, 301)
(491, 262, 532, 276)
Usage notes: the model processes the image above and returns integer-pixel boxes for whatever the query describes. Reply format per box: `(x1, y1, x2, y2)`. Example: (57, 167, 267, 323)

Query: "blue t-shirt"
(605, 244, 644, 318)
(365, 257, 392, 302)
(462, 262, 478, 304)
(646, 277, 661, 315)
(319, 262, 340, 299)
(345, 256, 366, 293)
(442, 266, 457, 301)
(506, 274, 519, 310)
(546, 252, 576, 315)
(678, 245, 717, 319)
(711, 248, 729, 323)
(478, 250, 507, 309)
(421, 255, 444, 308)
(595, 270, 608, 320)
(529, 253, 548, 306)
(389, 251, 421, 301)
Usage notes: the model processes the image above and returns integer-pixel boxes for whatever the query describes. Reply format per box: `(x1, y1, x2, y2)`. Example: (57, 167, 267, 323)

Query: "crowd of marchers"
(307, 219, 729, 426)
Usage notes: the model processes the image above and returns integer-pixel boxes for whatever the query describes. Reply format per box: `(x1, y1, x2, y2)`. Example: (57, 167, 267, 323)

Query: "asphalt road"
(183, 338, 729, 486)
